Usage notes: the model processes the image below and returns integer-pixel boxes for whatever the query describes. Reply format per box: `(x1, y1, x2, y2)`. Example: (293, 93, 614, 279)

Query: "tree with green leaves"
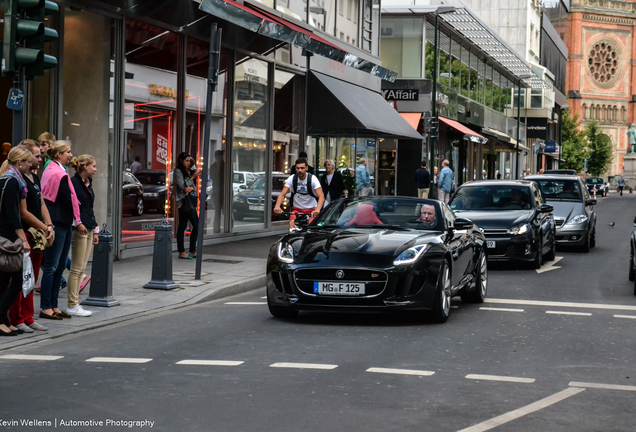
(560, 109, 587, 172)
(584, 120, 614, 177)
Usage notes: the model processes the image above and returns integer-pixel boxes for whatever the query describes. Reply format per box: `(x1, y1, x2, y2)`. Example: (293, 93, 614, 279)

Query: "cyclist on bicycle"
(274, 158, 325, 231)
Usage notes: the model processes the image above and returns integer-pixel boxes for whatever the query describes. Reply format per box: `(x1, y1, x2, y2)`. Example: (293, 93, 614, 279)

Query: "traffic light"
(2, 0, 59, 78)
(429, 116, 439, 140)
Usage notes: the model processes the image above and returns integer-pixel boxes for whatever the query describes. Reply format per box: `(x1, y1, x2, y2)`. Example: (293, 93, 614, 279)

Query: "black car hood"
(288, 228, 443, 266)
(453, 210, 533, 230)
(546, 200, 583, 221)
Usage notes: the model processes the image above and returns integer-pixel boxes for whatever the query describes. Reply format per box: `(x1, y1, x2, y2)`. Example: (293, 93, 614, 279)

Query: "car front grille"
(247, 197, 264, 205)
(482, 229, 508, 236)
(554, 218, 565, 228)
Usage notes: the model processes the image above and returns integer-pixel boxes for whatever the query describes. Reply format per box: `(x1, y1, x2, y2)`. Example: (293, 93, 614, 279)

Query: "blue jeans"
(40, 225, 73, 310)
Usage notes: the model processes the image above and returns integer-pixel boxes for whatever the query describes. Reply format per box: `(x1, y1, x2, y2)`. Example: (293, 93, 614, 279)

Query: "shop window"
(530, 89, 543, 108)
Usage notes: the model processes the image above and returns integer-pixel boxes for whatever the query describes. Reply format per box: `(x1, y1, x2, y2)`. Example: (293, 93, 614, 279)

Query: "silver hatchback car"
(526, 175, 597, 252)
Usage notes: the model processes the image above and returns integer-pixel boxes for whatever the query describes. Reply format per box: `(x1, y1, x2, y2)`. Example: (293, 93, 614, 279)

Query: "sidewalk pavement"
(0, 234, 283, 351)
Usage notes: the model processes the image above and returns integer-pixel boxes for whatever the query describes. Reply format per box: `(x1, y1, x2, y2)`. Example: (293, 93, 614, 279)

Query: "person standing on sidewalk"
(618, 175, 626, 198)
(320, 159, 346, 207)
(40, 141, 81, 321)
(67, 155, 99, 317)
(414, 160, 430, 198)
(174, 152, 199, 259)
(356, 158, 371, 196)
(0, 147, 32, 336)
(438, 160, 454, 204)
(8, 141, 53, 332)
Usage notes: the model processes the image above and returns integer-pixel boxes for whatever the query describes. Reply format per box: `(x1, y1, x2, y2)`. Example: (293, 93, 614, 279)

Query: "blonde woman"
(67, 155, 98, 317)
(0, 146, 32, 336)
(40, 141, 82, 320)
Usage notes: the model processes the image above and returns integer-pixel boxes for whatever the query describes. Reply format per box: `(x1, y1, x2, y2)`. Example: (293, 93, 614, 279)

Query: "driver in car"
(418, 204, 437, 229)
(510, 189, 530, 209)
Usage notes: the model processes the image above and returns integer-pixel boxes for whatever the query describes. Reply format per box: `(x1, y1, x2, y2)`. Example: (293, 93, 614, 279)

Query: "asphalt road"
(1, 193, 636, 432)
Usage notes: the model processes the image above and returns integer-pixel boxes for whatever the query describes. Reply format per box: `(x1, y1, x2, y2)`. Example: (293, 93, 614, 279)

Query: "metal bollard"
(82, 224, 120, 307)
(144, 216, 179, 290)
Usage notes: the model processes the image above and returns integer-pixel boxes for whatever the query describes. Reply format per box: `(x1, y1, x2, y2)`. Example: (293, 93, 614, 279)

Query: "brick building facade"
(564, 0, 636, 175)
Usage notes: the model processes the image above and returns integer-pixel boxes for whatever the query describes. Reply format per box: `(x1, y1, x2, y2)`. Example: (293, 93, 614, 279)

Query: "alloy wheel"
(479, 253, 488, 298)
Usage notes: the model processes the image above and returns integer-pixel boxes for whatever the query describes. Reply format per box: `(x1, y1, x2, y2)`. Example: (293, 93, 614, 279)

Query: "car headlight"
(393, 245, 429, 265)
(507, 223, 530, 235)
(233, 196, 245, 203)
(277, 243, 294, 263)
(566, 214, 588, 225)
(143, 192, 158, 198)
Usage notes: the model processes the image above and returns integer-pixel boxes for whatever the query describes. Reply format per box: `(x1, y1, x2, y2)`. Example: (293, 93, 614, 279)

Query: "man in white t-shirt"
(274, 158, 325, 231)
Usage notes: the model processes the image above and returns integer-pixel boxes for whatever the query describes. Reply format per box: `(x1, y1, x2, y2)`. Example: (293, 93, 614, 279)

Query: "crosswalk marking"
(86, 357, 152, 364)
(546, 311, 592, 316)
(367, 367, 435, 376)
(176, 360, 244, 366)
(486, 298, 636, 312)
(270, 362, 337, 370)
(570, 381, 636, 392)
(466, 374, 535, 384)
(0, 354, 63, 361)
(480, 307, 525, 313)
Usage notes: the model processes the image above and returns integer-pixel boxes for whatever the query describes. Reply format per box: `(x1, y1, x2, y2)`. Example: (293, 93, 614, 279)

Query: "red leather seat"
(349, 204, 383, 226)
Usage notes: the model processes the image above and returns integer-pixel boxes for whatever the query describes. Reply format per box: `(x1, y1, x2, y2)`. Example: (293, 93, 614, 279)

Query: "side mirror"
(538, 204, 553, 213)
(295, 214, 310, 230)
(585, 199, 597, 206)
(452, 217, 474, 230)
(239, 184, 247, 190)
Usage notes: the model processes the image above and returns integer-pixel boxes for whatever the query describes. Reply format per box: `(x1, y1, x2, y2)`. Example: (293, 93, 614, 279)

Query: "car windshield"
(586, 178, 603, 185)
(135, 173, 165, 186)
(248, 177, 265, 190)
(533, 179, 583, 201)
(312, 198, 443, 231)
(450, 185, 533, 210)
(233, 173, 245, 183)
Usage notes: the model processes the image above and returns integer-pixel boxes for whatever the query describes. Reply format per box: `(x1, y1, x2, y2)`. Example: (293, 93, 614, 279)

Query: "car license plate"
(314, 282, 365, 295)
(249, 205, 264, 211)
(487, 241, 496, 249)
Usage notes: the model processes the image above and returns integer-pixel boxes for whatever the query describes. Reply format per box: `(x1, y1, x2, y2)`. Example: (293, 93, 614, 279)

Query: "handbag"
(0, 180, 24, 273)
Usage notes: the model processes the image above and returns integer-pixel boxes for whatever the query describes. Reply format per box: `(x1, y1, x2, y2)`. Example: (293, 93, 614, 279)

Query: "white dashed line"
(570, 382, 636, 392)
(480, 307, 525, 313)
(486, 298, 636, 312)
(614, 314, 636, 319)
(86, 357, 152, 364)
(176, 360, 244, 366)
(225, 302, 267, 305)
(456, 387, 585, 432)
(466, 374, 535, 384)
(0, 354, 63, 361)
(270, 362, 337, 370)
(366, 367, 435, 376)
(546, 311, 592, 316)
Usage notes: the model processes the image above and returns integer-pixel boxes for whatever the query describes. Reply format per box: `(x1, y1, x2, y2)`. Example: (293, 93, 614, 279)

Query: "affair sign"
(383, 89, 419, 101)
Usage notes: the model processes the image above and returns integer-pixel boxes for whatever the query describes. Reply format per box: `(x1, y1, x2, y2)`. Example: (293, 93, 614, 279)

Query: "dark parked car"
(527, 175, 597, 252)
(233, 175, 290, 221)
(122, 171, 144, 216)
(585, 177, 609, 197)
(135, 170, 167, 213)
(449, 180, 556, 269)
(266, 196, 488, 323)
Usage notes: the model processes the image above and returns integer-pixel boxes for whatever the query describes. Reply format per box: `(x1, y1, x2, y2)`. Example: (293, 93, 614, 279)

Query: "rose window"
(587, 41, 620, 86)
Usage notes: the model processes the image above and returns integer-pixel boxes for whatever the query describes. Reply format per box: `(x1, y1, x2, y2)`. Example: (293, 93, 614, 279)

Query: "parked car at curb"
(267, 196, 488, 323)
(527, 175, 597, 252)
(585, 177, 609, 197)
(449, 180, 556, 269)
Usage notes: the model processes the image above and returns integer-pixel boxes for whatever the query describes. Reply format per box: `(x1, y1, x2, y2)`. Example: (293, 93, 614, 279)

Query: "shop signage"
(526, 117, 548, 139)
(383, 89, 418, 101)
(544, 141, 558, 153)
(367, 140, 376, 147)
(6, 88, 24, 111)
(152, 117, 171, 170)
(149, 84, 190, 98)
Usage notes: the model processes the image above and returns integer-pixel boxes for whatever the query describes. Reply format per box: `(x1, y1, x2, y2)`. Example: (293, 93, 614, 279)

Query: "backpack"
(291, 173, 318, 207)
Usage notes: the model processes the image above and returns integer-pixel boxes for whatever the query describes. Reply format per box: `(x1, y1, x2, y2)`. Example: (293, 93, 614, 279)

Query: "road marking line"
(0, 354, 63, 361)
(366, 367, 435, 376)
(456, 387, 585, 432)
(480, 307, 525, 313)
(466, 374, 535, 384)
(536, 256, 563, 274)
(614, 314, 636, 319)
(546, 311, 592, 316)
(486, 298, 636, 312)
(270, 362, 337, 370)
(225, 302, 267, 305)
(176, 360, 244, 366)
(86, 357, 152, 364)
(570, 381, 636, 392)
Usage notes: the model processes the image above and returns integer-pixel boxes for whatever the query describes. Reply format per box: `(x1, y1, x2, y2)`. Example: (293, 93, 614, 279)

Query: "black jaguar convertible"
(266, 196, 488, 323)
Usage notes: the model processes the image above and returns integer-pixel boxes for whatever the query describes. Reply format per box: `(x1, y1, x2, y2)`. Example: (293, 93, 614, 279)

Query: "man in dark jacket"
(289, 151, 314, 175)
(414, 160, 431, 198)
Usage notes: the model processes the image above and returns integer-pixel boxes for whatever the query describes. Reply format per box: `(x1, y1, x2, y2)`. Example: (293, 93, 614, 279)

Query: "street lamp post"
(515, 75, 532, 179)
(429, 6, 456, 173)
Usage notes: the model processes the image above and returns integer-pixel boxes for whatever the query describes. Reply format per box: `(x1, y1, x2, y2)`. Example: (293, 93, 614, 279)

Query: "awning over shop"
(308, 72, 423, 140)
(482, 128, 530, 152)
(199, 0, 397, 81)
(400, 113, 421, 131)
(439, 116, 487, 144)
